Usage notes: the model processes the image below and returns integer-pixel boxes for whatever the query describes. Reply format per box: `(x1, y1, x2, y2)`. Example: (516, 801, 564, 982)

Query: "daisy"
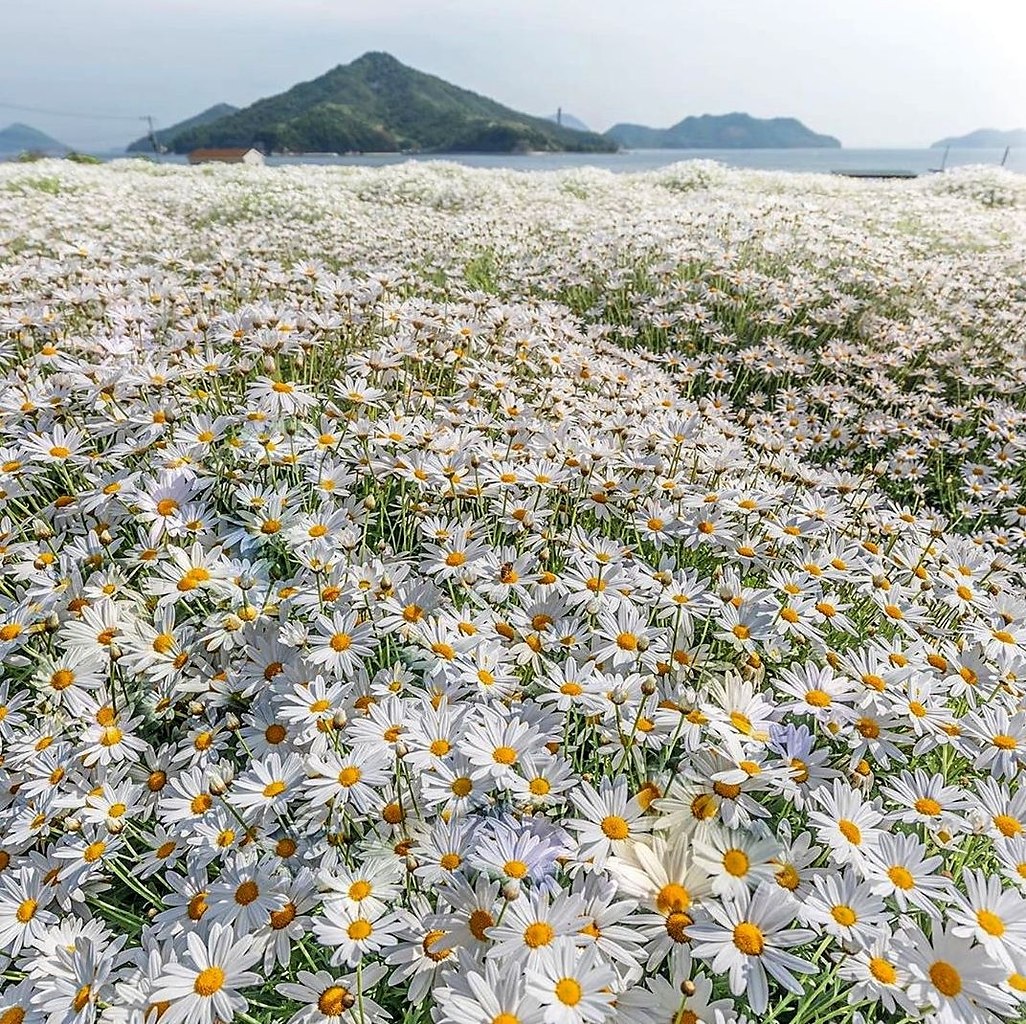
(803, 869, 888, 945)
(312, 905, 410, 968)
(836, 931, 913, 1015)
(693, 827, 781, 899)
(206, 854, 288, 933)
(864, 832, 951, 914)
(305, 610, 376, 677)
(807, 778, 884, 869)
(898, 923, 1013, 1024)
(486, 889, 587, 968)
(615, 968, 736, 1024)
(305, 747, 391, 813)
(949, 869, 1026, 968)
(0, 867, 57, 956)
(433, 957, 543, 1024)
(688, 882, 816, 1015)
(321, 859, 404, 920)
(231, 752, 305, 821)
(150, 924, 261, 1024)
(525, 938, 616, 1024)
(276, 965, 388, 1024)
(565, 777, 653, 864)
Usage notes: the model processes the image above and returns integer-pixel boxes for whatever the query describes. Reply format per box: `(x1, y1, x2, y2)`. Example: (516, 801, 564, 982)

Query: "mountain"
(165, 52, 616, 154)
(126, 104, 239, 153)
(931, 128, 1026, 148)
(546, 112, 590, 133)
(0, 123, 70, 157)
(605, 112, 841, 149)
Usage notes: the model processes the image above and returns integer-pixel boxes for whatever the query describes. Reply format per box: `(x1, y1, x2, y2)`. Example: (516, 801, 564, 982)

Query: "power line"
(0, 100, 150, 123)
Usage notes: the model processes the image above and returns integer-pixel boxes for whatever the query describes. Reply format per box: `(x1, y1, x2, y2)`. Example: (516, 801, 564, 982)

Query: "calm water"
(123, 148, 1024, 175)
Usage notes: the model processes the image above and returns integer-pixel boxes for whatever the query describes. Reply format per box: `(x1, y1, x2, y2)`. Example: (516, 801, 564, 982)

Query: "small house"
(187, 148, 265, 166)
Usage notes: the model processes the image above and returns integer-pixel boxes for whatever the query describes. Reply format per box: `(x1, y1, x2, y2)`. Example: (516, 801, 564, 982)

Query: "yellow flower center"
(869, 957, 897, 984)
(995, 814, 1023, 837)
(270, 902, 297, 929)
(193, 966, 225, 997)
(600, 815, 630, 840)
(929, 960, 961, 997)
(831, 904, 857, 926)
(317, 986, 351, 1016)
(554, 979, 582, 1006)
(887, 865, 915, 890)
(523, 922, 554, 948)
(838, 819, 862, 844)
(723, 849, 749, 876)
(977, 909, 1005, 937)
(235, 880, 259, 905)
(348, 880, 372, 901)
(469, 908, 494, 940)
(616, 632, 638, 651)
(656, 882, 691, 914)
(732, 921, 765, 956)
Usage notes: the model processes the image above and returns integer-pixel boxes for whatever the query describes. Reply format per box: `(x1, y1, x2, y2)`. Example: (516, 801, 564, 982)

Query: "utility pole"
(142, 114, 159, 154)
(556, 106, 562, 127)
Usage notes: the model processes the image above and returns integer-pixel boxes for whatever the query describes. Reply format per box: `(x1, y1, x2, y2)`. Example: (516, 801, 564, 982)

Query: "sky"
(2, 0, 1025, 151)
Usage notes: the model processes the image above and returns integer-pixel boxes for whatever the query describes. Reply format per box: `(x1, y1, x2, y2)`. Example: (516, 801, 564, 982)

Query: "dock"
(831, 170, 920, 179)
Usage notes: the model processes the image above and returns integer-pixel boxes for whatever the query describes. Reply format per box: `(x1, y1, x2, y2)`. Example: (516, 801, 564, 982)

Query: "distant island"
(605, 112, 841, 149)
(127, 104, 239, 153)
(162, 52, 615, 155)
(0, 123, 70, 157)
(931, 127, 1026, 148)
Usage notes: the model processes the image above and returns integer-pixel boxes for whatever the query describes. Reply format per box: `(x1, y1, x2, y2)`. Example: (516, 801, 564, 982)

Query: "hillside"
(126, 104, 239, 153)
(605, 112, 841, 149)
(546, 112, 590, 132)
(931, 127, 1026, 148)
(167, 53, 615, 154)
(0, 123, 70, 156)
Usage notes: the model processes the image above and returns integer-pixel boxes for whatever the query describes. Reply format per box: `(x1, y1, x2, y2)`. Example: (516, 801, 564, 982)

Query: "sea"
(102, 147, 1025, 175)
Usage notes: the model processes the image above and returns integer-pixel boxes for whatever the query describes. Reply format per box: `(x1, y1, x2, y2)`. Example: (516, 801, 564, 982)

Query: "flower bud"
(208, 769, 232, 796)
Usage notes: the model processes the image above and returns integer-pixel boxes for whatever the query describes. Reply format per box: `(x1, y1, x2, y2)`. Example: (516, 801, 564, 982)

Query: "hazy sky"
(3, 0, 1025, 151)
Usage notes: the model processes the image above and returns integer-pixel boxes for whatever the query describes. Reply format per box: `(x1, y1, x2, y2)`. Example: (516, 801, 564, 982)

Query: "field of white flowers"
(1, 158, 1026, 1024)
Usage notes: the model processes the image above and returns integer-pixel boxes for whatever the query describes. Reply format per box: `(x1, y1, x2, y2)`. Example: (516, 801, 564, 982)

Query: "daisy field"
(1, 158, 1026, 1024)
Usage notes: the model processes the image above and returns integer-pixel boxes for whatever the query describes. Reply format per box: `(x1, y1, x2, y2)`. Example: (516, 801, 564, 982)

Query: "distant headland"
(151, 53, 615, 156)
(0, 123, 70, 157)
(605, 113, 841, 149)
(931, 127, 1026, 149)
